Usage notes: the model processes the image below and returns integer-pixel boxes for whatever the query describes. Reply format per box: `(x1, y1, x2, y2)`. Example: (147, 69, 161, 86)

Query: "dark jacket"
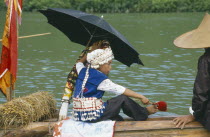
(192, 48, 210, 131)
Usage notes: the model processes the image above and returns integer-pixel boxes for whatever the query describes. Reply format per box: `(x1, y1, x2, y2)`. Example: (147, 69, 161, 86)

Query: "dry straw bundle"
(0, 91, 57, 128)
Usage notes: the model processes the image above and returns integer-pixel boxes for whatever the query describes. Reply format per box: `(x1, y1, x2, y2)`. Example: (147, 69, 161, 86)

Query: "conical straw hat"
(174, 13, 210, 49)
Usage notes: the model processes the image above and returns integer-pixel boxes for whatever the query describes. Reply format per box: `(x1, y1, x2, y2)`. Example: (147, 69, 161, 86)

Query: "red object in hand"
(155, 101, 167, 111)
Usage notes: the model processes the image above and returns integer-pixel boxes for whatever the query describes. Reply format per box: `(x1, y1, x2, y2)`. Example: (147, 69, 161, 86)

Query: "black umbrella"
(39, 8, 143, 66)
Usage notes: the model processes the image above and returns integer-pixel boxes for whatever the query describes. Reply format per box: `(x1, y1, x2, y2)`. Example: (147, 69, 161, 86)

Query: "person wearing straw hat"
(173, 13, 210, 131)
(72, 47, 158, 122)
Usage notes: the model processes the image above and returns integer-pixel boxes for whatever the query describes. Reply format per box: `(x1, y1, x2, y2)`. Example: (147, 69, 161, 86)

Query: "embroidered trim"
(72, 97, 104, 121)
(73, 97, 103, 111)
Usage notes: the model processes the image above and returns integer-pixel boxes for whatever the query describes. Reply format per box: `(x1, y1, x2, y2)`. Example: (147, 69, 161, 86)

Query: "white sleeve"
(189, 106, 194, 115)
(97, 79, 126, 95)
(76, 62, 85, 74)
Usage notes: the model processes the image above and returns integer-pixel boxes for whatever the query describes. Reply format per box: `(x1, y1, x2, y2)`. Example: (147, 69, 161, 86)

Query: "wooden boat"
(1, 116, 210, 137)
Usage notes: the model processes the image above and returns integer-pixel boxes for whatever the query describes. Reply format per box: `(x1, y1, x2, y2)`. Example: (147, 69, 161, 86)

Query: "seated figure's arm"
(59, 82, 73, 120)
(192, 56, 210, 120)
(97, 79, 125, 95)
(59, 60, 86, 121)
(97, 80, 150, 105)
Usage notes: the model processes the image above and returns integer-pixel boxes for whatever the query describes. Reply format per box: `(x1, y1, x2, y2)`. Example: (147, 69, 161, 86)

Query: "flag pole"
(6, 74, 12, 101)
(0, 32, 51, 42)
(7, 11, 20, 101)
(6, 0, 19, 101)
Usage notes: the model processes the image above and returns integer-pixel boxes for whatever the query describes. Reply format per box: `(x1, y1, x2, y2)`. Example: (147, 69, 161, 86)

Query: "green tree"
(5, 0, 210, 13)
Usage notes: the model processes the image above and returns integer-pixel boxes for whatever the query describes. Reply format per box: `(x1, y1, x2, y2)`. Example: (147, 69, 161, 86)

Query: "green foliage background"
(0, 0, 210, 13)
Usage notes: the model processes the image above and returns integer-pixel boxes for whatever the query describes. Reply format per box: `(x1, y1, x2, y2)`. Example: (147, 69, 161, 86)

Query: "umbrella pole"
(85, 35, 93, 47)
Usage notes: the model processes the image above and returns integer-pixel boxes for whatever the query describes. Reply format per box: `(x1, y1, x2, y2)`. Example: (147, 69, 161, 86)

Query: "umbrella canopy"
(39, 8, 143, 66)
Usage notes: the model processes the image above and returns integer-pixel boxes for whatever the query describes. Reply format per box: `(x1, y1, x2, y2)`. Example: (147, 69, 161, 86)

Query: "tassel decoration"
(155, 101, 167, 111)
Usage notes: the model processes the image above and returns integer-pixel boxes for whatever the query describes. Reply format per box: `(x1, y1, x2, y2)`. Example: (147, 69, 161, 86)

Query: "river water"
(0, 11, 206, 117)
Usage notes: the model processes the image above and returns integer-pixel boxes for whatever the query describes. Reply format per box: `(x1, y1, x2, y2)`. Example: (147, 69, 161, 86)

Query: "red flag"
(0, 0, 22, 97)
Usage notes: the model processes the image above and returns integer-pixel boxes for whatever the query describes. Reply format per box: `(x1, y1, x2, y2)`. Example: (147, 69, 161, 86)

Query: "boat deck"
(115, 116, 209, 137)
(1, 116, 210, 137)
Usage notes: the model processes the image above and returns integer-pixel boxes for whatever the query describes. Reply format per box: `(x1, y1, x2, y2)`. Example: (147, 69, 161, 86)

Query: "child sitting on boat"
(72, 46, 158, 122)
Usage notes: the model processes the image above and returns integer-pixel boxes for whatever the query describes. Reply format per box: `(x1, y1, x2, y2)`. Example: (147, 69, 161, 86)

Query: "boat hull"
(1, 116, 210, 137)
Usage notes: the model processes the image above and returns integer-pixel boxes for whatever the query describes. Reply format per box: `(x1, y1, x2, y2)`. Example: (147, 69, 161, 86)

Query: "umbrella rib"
(93, 34, 109, 38)
(91, 16, 104, 36)
(80, 16, 104, 36)
(79, 19, 105, 46)
(79, 21, 94, 46)
(80, 21, 91, 36)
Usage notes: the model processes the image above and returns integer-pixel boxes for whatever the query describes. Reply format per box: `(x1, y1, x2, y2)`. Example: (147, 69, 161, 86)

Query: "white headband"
(79, 47, 114, 96)
(87, 47, 114, 69)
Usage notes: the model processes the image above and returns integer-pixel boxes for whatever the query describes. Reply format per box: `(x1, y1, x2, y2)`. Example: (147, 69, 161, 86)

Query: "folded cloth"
(53, 118, 116, 137)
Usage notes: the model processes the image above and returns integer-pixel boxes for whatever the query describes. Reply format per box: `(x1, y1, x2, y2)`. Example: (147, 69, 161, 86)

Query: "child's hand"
(140, 96, 150, 105)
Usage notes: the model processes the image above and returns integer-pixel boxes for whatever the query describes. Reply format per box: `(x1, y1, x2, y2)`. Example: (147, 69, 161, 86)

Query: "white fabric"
(76, 62, 85, 74)
(87, 48, 114, 69)
(60, 119, 115, 137)
(98, 79, 125, 95)
(76, 62, 125, 95)
(59, 102, 69, 121)
(189, 106, 194, 115)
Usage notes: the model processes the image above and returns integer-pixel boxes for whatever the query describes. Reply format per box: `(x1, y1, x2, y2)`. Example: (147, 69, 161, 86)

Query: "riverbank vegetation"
(0, 0, 210, 13)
